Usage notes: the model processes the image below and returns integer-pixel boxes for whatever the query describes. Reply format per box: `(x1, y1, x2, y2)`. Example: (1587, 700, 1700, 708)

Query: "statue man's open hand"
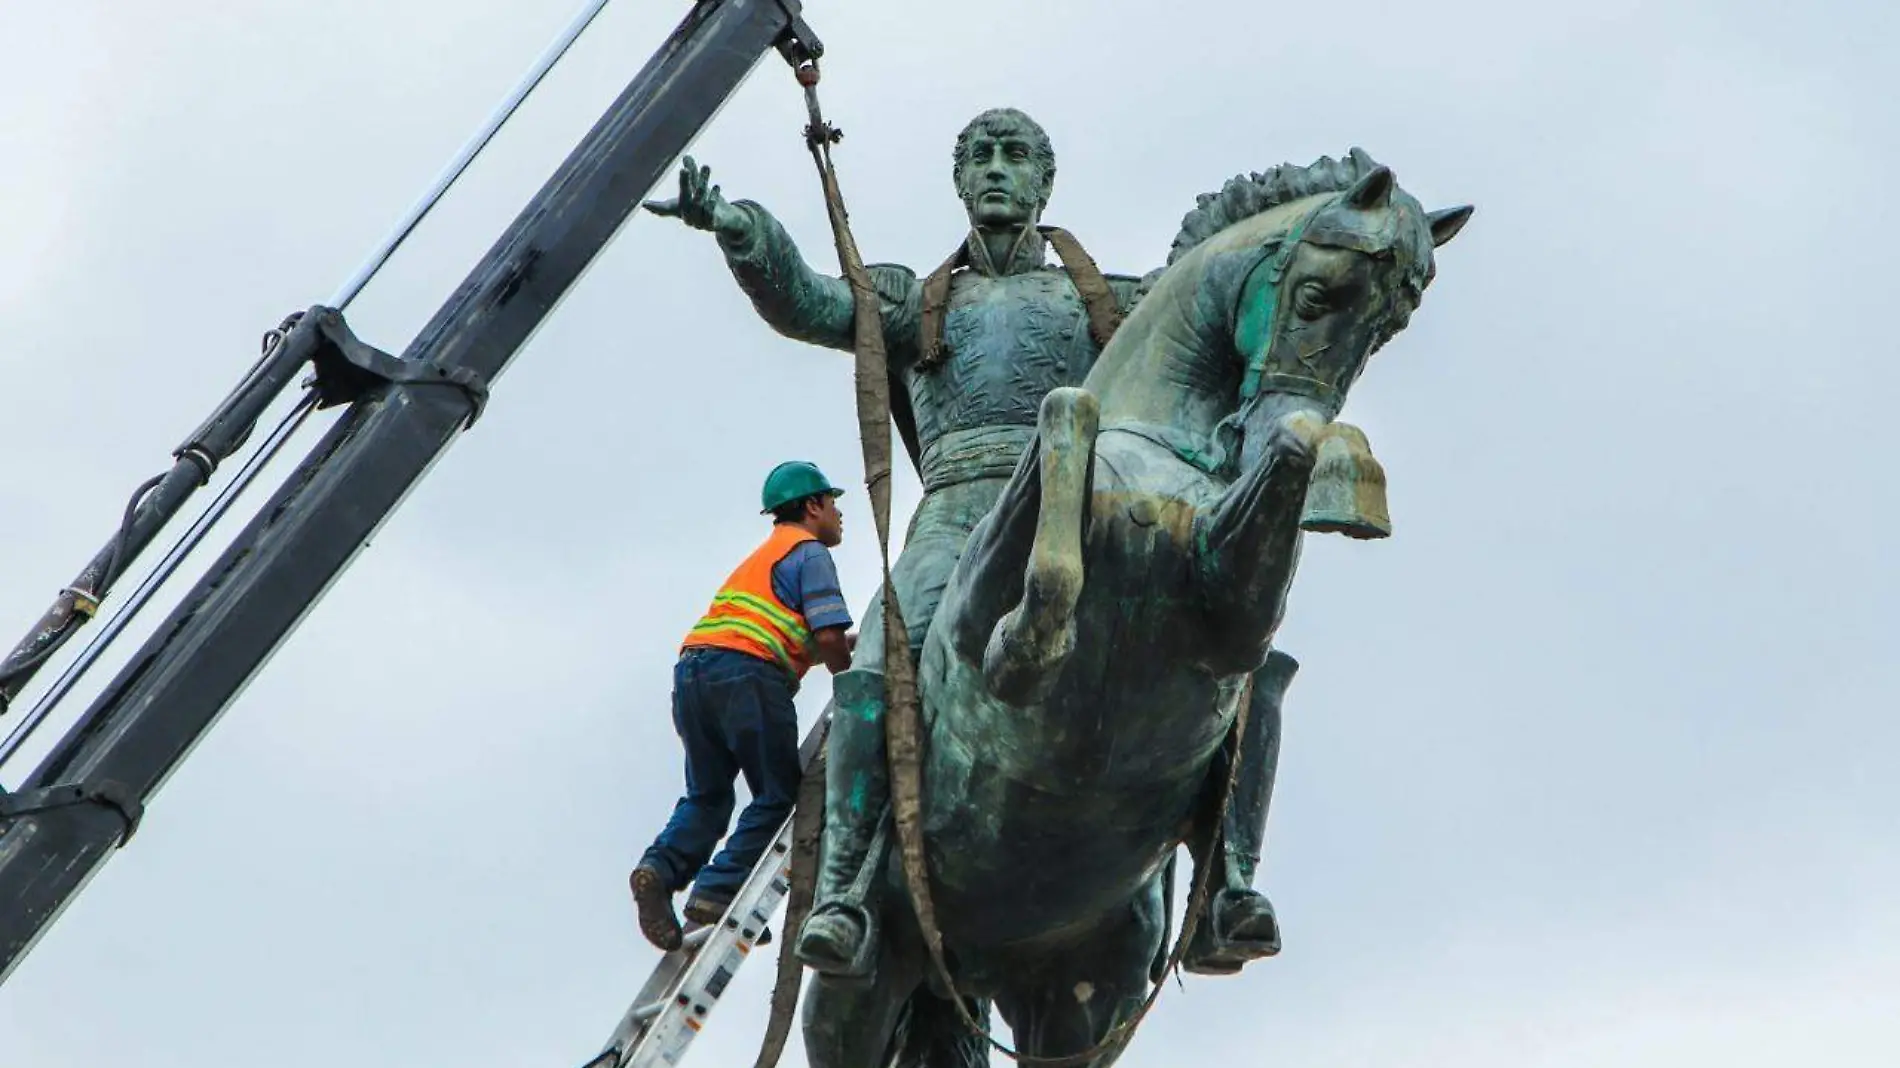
(643, 156, 746, 238)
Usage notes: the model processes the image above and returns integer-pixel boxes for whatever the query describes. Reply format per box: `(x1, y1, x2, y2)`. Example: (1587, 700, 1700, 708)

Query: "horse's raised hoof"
(1183, 888, 1282, 975)
(795, 905, 876, 979)
(1300, 422, 1391, 540)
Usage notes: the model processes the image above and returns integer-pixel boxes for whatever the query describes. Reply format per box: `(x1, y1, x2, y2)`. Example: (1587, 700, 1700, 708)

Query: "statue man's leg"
(794, 587, 894, 977)
(797, 528, 961, 975)
(1184, 648, 1296, 975)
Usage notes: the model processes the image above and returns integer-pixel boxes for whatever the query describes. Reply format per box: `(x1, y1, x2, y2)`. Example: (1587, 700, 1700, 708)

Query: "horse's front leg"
(1192, 396, 1328, 673)
(976, 386, 1100, 706)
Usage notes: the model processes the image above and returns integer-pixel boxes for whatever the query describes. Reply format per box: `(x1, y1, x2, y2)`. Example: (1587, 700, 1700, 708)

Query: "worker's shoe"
(681, 890, 774, 945)
(631, 864, 682, 952)
(1181, 649, 1297, 976)
(684, 918, 773, 946)
(682, 890, 730, 928)
(794, 668, 890, 979)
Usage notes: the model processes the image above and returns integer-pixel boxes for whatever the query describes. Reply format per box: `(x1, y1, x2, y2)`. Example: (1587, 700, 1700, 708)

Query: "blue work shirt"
(770, 540, 852, 635)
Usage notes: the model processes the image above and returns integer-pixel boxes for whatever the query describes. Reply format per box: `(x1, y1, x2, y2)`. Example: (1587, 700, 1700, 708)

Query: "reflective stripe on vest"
(680, 524, 819, 678)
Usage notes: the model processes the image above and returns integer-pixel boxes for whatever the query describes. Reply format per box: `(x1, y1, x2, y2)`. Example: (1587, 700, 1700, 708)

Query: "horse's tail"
(888, 989, 992, 1068)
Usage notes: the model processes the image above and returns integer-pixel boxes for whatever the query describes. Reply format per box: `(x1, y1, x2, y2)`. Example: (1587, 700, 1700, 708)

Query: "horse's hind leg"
(994, 877, 1167, 1067)
(801, 966, 916, 1068)
(981, 386, 1100, 705)
(889, 992, 994, 1068)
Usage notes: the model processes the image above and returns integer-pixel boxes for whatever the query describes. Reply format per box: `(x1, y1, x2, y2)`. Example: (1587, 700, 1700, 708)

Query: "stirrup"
(1183, 888, 1281, 976)
(798, 798, 892, 980)
(796, 900, 878, 979)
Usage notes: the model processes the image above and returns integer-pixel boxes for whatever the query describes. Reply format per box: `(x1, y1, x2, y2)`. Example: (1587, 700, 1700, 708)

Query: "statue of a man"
(644, 107, 1285, 976)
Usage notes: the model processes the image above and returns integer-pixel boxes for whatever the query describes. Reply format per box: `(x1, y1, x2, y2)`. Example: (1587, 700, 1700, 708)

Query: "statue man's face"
(955, 117, 1052, 231)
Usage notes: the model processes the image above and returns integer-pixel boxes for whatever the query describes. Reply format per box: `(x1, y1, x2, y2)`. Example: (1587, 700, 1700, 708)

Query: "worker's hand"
(643, 156, 746, 238)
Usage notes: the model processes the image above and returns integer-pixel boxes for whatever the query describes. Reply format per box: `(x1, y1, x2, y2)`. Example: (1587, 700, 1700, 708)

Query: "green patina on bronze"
(648, 123, 1472, 1066)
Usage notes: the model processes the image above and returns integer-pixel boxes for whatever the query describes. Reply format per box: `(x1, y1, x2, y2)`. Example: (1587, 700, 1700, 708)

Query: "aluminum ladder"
(580, 716, 826, 1068)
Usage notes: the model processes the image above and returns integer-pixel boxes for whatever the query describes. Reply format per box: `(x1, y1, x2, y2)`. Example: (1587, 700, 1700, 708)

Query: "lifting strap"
(917, 226, 1125, 372)
(761, 61, 1248, 1068)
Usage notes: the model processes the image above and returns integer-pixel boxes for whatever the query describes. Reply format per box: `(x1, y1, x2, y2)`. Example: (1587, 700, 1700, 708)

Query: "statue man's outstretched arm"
(645, 157, 920, 356)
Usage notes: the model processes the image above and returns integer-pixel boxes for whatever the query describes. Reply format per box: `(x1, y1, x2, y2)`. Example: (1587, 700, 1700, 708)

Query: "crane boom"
(0, 0, 820, 985)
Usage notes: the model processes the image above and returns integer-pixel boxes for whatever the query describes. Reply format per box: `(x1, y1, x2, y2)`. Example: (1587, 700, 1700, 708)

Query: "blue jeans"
(640, 647, 802, 901)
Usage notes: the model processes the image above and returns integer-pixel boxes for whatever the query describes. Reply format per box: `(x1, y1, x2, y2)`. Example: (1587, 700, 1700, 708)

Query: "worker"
(629, 460, 856, 952)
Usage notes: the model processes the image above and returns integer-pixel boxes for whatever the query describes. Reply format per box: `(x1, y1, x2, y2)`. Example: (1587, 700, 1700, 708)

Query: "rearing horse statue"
(803, 149, 1472, 1068)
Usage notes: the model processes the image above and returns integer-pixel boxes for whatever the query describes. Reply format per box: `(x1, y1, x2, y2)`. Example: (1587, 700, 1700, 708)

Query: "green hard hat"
(760, 460, 845, 514)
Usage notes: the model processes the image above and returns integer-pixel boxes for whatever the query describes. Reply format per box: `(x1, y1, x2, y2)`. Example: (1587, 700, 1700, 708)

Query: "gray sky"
(1, 1, 1894, 1065)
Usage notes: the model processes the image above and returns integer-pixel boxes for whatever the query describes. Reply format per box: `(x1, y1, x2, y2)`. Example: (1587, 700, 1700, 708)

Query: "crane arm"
(0, 0, 822, 985)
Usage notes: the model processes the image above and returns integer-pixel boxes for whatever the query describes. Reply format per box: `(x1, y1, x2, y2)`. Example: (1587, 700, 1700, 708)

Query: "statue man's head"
(952, 108, 1055, 232)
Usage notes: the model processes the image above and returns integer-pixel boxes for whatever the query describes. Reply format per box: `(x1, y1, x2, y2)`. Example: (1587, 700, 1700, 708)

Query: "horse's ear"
(1346, 166, 1395, 210)
(1427, 205, 1474, 247)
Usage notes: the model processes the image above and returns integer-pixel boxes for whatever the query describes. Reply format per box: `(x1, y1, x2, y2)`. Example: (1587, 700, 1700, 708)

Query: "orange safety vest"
(680, 524, 820, 679)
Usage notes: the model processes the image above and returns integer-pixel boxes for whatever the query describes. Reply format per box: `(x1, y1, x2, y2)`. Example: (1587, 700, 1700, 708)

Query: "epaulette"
(864, 262, 920, 303)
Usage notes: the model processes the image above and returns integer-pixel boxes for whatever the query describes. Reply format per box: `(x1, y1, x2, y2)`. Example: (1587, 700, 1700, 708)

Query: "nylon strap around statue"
(766, 64, 1245, 1068)
(918, 225, 1125, 371)
(752, 63, 919, 1068)
(1042, 225, 1126, 348)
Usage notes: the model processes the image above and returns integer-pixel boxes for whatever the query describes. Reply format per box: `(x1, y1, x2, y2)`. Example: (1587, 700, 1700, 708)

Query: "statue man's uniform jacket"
(716, 201, 1149, 662)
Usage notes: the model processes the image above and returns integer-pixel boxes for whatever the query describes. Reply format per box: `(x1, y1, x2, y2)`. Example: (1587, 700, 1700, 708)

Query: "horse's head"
(1114, 149, 1471, 476)
(1228, 155, 1469, 430)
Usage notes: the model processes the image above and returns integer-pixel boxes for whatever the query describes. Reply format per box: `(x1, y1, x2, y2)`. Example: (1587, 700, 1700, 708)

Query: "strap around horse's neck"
(917, 225, 1125, 371)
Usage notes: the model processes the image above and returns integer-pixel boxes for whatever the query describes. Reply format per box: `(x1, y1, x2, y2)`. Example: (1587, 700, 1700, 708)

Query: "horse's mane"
(1164, 148, 1383, 267)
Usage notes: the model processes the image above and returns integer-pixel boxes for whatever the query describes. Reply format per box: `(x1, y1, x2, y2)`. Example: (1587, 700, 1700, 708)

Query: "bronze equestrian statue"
(650, 126, 1471, 1065)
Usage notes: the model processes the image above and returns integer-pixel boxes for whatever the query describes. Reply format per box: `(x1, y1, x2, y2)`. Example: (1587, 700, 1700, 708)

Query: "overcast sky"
(1, 1, 1895, 1065)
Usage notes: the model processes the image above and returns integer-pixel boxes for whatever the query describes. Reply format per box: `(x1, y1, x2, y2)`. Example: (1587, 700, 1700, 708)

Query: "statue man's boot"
(1184, 649, 1297, 976)
(794, 668, 890, 978)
